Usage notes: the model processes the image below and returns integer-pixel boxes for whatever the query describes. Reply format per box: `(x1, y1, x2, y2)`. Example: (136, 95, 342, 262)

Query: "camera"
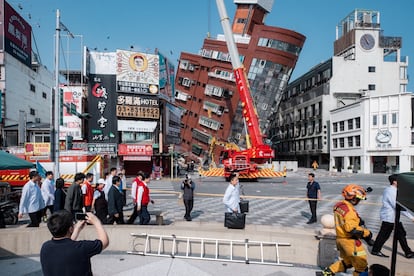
(75, 213, 87, 221)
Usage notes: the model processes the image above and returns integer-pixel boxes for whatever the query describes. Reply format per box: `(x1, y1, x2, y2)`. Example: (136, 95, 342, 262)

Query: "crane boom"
(216, 0, 272, 155)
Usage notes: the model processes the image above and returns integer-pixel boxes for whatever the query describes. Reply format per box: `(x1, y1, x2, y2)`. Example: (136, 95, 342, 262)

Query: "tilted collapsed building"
(174, 0, 305, 164)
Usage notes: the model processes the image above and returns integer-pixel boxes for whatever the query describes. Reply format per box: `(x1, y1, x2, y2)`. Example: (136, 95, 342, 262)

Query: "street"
(143, 169, 414, 240)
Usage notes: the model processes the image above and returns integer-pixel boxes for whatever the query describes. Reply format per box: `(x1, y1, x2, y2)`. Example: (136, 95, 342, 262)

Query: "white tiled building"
(330, 93, 413, 173)
(271, 9, 413, 173)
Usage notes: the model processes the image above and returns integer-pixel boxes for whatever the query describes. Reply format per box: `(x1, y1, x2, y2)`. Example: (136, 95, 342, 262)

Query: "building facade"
(86, 50, 180, 176)
(0, 0, 54, 149)
(174, 0, 305, 165)
(271, 9, 412, 173)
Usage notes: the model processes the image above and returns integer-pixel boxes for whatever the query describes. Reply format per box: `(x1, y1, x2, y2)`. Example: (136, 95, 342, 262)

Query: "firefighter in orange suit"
(323, 184, 374, 276)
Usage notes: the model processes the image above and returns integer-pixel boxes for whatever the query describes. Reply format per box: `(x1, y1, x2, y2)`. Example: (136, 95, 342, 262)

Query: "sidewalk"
(1, 220, 413, 275)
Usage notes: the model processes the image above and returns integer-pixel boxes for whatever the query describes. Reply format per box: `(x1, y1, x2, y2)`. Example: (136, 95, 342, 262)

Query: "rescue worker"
(323, 184, 374, 276)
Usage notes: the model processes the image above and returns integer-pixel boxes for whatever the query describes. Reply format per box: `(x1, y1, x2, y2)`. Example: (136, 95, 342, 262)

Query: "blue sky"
(8, 0, 414, 91)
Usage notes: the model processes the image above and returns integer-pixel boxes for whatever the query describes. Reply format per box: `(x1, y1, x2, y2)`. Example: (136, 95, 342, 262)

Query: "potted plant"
(332, 166, 337, 172)
(347, 165, 353, 173)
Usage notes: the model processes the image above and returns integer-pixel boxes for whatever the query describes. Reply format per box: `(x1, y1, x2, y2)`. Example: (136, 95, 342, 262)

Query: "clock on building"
(360, 33, 376, 50)
(375, 129, 392, 143)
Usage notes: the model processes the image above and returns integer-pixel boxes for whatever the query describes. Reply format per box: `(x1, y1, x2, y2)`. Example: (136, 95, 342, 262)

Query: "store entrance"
(373, 156, 387, 173)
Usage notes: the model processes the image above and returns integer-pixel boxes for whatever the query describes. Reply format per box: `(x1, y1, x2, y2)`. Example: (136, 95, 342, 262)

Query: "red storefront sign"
(118, 144, 153, 156)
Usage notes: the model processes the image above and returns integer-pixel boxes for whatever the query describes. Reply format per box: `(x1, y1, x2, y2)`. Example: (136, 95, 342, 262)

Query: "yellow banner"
(25, 143, 51, 156)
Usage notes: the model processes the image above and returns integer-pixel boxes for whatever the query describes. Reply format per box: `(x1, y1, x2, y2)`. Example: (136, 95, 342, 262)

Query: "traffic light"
(66, 135, 73, 150)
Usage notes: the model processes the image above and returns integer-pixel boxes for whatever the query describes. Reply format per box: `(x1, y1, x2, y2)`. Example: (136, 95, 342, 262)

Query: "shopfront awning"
(118, 120, 158, 132)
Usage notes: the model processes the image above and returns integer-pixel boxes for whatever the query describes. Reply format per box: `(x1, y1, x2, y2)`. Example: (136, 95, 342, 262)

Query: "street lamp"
(52, 10, 74, 177)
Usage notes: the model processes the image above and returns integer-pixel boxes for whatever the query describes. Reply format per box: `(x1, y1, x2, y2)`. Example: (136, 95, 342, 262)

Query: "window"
(355, 135, 361, 147)
(339, 121, 344, 131)
(121, 132, 153, 143)
(368, 84, 376, 91)
(348, 136, 353, 147)
(30, 108, 35, 115)
(372, 115, 377, 126)
(382, 114, 387, 125)
(42, 92, 47, 99)
(237, 18, 247, 24)
(182, 78, 191, 87)
(33, 132, 51, 143)
(339, 138, 345, 148)
(368, 66, 376, 72)
(355, 117, 361, 128)
(348, 119, 353, 130)
(333, 122, 338, 132)
(333, 138, 338, 149)
(400, 66, 407, 80)
(392, 113, 397, 124)
(30, 84, 36, 92)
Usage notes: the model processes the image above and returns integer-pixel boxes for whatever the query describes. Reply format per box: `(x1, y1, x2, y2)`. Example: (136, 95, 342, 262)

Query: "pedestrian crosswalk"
(124, 177, 414, 241)
(149, 180, 179, 200)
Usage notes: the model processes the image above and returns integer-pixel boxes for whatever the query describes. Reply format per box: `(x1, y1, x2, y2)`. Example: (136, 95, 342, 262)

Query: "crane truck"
(215, 0, 274, 181)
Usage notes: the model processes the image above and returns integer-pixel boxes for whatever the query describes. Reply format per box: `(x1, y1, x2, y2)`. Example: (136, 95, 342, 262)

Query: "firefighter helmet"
(342, 184, 367, 200)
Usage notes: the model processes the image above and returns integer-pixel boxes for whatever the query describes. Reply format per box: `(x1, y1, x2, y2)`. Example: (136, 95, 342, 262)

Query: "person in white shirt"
(103, 167, 117, 200)
(127, 171, 144, 224)
(136, 173, 154, 225)
(223, 173, 240, 213)
(19, 171, 45, 227)
(41, 171, 55, 221)
(371, 174, 414, 258)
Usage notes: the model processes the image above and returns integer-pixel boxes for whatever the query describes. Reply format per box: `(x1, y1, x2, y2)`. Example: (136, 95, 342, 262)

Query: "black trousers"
(107, 212, 124, 225)
(127, 204, 141, 224)
(139, 205, 150, 225)
(183, 199, 194, 219)
(28, 210, 43, 227)
(372, 221, 412, 254)
(308, 199, 317, 221)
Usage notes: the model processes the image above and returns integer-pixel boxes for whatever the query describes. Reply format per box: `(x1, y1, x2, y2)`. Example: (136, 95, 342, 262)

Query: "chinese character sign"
(3, 1, 32, 67)
(116, 50, 159, 94)
(88, 74, 117, 143)
(116, 93, 159, 119)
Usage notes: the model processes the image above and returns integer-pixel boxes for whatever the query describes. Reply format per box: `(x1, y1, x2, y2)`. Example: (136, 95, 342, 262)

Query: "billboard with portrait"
(116, 50, 159, 94)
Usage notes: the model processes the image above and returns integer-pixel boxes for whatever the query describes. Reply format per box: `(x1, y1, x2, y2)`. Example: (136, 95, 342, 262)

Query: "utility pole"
(53, 9, 61, 177)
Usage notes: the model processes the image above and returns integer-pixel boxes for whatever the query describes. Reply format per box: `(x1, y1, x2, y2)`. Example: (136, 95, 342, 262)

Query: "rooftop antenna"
(207, 0, 211, 38)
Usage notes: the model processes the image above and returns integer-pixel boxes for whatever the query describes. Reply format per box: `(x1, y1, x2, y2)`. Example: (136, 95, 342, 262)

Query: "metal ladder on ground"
(127, 233, 292, 266)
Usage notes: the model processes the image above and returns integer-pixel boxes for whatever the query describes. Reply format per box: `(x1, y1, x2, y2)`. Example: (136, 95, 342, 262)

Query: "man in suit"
(107, 176, 124, 224)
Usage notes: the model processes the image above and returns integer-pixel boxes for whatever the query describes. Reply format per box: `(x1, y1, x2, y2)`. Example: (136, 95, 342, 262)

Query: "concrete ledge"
(1, 222, 413, 276)
(0, 222, 317, 267)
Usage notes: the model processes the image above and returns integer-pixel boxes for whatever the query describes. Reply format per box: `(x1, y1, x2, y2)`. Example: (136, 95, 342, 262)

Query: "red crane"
(215, 0, 274, 180)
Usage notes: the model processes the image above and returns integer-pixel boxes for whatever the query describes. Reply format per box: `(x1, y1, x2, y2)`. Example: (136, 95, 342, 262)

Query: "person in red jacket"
(127, 171, 144, 224)
(137, 172, 154, 225)
(82, 173, 94, 212)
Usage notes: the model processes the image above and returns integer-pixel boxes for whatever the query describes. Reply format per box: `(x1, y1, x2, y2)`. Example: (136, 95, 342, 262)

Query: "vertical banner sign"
(165, 103, 181, 144)
(88, 74, 117, 143)
(0, 0, 4, 50)
(60, 86, 83, 140)
(116, 50, 159, 94)
(158, 52, 176, 101)
(4, 1, 32, 67)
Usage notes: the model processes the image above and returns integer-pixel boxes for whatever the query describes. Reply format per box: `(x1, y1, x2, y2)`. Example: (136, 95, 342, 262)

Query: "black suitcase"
(224, 212, 246, 229)
(239, 200, 249, 213)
